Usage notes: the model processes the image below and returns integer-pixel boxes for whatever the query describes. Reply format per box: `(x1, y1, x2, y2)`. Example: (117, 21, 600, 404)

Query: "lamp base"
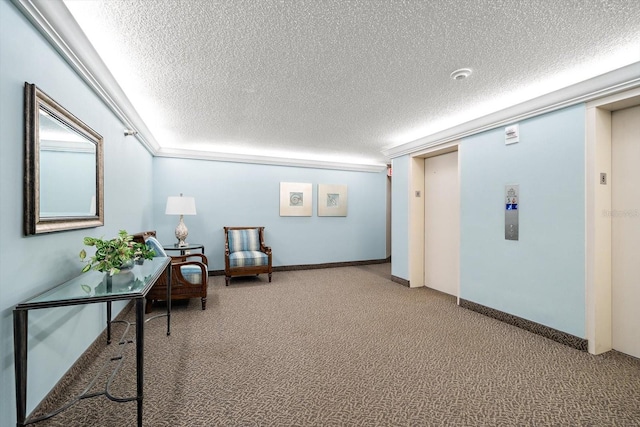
(175, 215, 189, 248)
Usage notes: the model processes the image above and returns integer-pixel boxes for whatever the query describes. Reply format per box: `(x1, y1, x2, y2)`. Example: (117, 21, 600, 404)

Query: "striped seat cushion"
(180, 264, 206, 284)
(228, 229, 260, 252)
(229, 251, 268, 268)
(146, 237, 205, 284)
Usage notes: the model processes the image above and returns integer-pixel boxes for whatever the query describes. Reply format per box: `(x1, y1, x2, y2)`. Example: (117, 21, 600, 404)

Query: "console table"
(13, 256, 171, 427)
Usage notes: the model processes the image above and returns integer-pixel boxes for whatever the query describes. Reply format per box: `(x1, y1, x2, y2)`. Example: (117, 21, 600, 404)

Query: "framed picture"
(280, 182, 312, 216)
(318, 184, 347, 217)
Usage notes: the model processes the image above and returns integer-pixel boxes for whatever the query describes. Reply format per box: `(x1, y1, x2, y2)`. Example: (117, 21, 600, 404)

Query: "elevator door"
(424, 151, 459, 296)
(611, 105, 640, 358)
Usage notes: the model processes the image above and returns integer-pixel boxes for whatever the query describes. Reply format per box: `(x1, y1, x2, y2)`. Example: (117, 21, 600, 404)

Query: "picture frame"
(317, 184, 347, 217)
(280, 182, 312, 216)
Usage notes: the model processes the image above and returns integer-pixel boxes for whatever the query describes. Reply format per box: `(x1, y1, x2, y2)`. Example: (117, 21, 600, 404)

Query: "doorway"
(611, 105, 640, 358)
(424, 151, 459, 296)
(586, 88, 640, 355)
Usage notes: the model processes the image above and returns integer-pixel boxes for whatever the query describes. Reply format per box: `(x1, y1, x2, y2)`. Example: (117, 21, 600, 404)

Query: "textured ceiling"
(62, 0, 640, 167)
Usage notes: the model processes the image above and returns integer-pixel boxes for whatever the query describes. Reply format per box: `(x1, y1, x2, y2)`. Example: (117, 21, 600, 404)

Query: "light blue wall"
(390, 156, 410, 280)
(0, 2, 154, 424)
(390, 106, 586, 336)
(459, 105, 586, 337)
(152, 158, 388, 269)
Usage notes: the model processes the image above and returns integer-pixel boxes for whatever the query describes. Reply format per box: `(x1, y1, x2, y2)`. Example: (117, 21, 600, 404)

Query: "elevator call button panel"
(505, 185, 519, 241)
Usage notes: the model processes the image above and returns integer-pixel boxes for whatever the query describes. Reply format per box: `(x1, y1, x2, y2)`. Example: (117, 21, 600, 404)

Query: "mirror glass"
(24, 83, 104, 235)
(39, 108, 97, 217)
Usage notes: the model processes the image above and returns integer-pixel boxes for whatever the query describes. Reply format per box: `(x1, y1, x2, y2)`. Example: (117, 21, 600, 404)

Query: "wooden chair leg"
(201, 297, 206, 310)
(268, 272, 272, 282)
(225, 276, 230, 286)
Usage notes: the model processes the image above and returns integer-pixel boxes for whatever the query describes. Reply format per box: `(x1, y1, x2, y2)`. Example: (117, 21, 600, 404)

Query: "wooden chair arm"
(170, 253, 209, 265)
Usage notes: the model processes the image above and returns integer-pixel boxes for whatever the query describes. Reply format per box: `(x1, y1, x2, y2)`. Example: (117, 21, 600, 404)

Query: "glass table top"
(15, 257, 170, 310)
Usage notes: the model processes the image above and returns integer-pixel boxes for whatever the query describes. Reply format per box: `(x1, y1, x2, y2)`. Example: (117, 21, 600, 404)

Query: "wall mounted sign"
(505, 185, 519, 240)
(505, 124, 520, 145)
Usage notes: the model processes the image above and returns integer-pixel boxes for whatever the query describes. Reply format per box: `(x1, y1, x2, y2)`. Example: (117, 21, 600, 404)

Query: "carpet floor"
(33, 263, 640, 426)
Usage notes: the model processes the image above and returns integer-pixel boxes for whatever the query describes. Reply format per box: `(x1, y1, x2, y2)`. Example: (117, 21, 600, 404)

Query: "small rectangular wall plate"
(600, 173, 607, 185)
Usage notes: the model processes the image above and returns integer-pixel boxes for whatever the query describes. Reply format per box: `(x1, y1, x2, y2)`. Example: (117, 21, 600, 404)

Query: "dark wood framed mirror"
(24, 82, 104, 235)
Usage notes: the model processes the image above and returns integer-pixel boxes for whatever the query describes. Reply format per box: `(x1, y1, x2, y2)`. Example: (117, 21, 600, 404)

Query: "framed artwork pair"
(279, 182, 347, 217)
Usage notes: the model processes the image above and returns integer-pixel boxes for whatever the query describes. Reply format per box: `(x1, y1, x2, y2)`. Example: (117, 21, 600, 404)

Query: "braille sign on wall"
(505, 185, 519, 241)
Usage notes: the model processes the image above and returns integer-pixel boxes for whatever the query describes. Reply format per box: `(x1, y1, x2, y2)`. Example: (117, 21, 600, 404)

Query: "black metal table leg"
(135, 297, 144, 427)
(13, 309, 28, 427)
(106, 301, 112, 344)
(166, 265, 171, 336)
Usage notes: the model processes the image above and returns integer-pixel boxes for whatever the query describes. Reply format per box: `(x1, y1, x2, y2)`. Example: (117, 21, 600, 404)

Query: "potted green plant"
(79, 230, 154, 275)
(133, 241, 156, 265)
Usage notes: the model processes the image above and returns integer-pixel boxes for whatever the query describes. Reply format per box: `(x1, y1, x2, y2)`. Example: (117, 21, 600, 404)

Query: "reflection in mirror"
(39, 109, 97, 217)
(24, 83, 104, 235)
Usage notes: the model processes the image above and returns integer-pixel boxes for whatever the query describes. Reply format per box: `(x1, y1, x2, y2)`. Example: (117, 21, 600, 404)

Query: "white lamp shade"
(165, 196, 197, 215)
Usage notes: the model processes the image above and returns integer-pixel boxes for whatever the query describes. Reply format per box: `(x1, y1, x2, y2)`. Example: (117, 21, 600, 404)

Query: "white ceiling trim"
(12, 0, 386, 173)
(11, 0, 159, 155)
(383, 62, 640, 159)
(155, 147, 386, 172)
(14, 0, 639, 171)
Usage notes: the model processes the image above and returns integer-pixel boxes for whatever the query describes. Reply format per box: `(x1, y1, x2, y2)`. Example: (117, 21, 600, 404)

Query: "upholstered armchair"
(132, 231, 208, 313)
(224, 226, 272, 286)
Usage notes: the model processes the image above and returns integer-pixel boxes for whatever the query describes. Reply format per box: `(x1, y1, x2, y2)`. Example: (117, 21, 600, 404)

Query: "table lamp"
(165, 193, 197, 247)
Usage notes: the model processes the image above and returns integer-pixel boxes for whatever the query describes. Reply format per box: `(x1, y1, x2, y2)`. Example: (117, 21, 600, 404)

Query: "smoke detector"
(450, 68, 472, 80)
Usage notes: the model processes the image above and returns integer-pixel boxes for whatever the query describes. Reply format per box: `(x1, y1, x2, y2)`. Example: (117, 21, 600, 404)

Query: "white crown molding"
(382, 62, 640, 159)
(40, 140, 95, 153)
(155, 147, 387, 172)
(11, 0, 160, 155)
(14, 0, 638, 170)
(11, 0, 386, 172)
